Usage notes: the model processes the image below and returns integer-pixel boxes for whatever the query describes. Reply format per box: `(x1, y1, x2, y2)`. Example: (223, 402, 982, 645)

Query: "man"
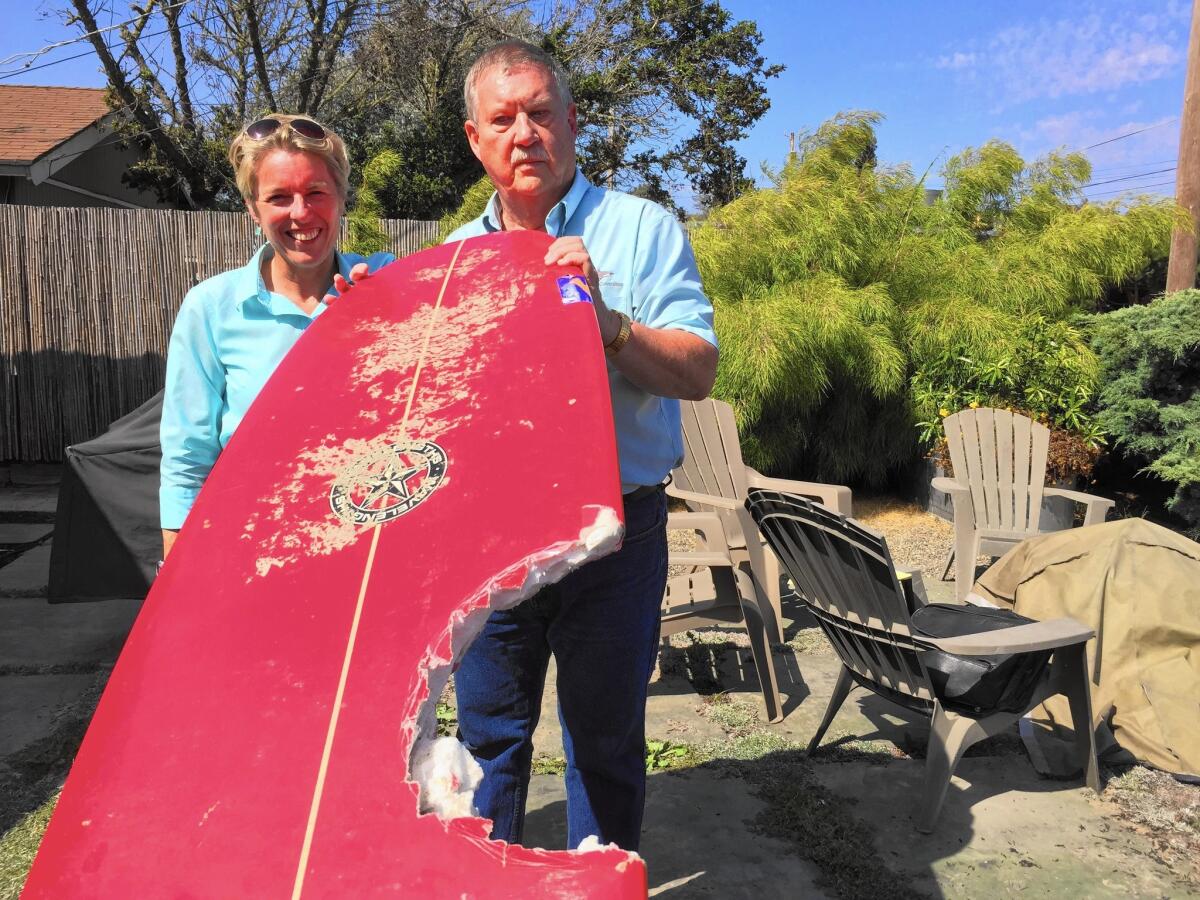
(447, 41, 718, 852)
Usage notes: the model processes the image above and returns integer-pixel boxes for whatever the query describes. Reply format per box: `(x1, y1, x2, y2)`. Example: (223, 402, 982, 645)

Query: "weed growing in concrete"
(645, 740, 695, 772)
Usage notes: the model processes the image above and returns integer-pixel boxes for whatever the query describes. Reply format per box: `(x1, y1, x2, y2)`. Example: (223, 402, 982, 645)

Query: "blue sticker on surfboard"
(557, 274, 593, 305)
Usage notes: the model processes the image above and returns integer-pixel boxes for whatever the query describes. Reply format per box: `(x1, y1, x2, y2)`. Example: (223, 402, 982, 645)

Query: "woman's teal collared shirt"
(159, 244, 394, 529)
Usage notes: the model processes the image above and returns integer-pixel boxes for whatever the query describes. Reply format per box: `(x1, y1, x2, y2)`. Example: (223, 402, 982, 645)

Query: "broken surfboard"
(23, 231, 647, 897)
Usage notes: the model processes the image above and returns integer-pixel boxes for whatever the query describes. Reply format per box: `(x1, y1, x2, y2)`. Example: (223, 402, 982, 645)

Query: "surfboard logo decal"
(556, 274, 592, 304)
(328, 440, 448, 526)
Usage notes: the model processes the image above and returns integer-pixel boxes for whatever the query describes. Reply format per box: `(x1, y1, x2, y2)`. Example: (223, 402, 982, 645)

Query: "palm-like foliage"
(691, 112, 1182, 485)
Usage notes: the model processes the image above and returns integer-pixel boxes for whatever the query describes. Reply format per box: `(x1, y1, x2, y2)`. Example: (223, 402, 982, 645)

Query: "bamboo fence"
(0, 205, 438, 461)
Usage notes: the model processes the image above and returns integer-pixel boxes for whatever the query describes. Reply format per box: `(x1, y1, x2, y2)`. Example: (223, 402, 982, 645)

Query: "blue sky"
(1, 1, 1190, 202)
(721, 0, 1189, 199)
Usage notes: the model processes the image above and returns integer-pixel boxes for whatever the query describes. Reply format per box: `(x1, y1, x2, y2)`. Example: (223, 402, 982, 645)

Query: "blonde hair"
(228, 113, 350, 201)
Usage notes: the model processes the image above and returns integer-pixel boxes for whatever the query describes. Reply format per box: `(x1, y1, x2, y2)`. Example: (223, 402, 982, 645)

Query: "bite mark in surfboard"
(405, 504, 626, 827)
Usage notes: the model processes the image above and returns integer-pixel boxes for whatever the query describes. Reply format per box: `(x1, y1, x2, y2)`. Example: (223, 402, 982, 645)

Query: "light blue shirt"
(159, 245, 394, 528)
(446, 169, 717, 491)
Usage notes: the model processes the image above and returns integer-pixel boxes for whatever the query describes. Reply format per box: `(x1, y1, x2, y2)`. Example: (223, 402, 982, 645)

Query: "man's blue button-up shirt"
(159, 244, 394, 528)
(446, 169, 717, 492)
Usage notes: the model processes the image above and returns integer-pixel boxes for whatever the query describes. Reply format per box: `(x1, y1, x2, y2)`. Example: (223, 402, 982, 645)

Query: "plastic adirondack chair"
(667, 398, 852, 642)
(661, 512, 783, 723)
(746, 489, 1102, 832)
(933, 407, 1114, 601)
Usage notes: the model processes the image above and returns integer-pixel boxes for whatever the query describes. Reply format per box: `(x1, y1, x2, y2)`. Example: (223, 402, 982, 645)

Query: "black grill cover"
(48, 392, 162, 601)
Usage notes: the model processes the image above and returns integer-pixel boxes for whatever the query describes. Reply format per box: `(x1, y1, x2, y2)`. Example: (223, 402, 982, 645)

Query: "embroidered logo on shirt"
(557, 274, 593, 305)
(329, 441, 448, 526)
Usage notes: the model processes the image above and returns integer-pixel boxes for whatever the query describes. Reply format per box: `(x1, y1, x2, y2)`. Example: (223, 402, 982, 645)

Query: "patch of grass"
(698, 693, 758, 736)
(0, 792, 56, 900)
(531, 755, 566, 776)
(657, 631, 730, 694)
(787, 626, 830, 655)
(812, 731, 907, 765)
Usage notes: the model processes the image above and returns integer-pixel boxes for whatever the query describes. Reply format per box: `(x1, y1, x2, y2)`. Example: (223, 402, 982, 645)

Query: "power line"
(0, 9, 227, 82)
(0, 46, 97, 81)
(1089, 157, 1177, 175)
(1081, 166, 1177, 189)
(1082, 119, 1177, 151)
(0, 1, 188, 70)
(1089, 179, 1176, 198)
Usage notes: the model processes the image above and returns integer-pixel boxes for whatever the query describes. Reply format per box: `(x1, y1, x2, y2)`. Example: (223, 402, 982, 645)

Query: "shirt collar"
(237, 243, 349, 318)
(480, 167, 593, 237)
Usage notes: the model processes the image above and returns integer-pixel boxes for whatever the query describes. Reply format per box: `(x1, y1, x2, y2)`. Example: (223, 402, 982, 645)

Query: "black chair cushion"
(910, 604, 1052, 716)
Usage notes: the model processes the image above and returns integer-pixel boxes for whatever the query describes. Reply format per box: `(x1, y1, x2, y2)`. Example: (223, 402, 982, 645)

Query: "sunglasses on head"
(243, 117, 327, 141)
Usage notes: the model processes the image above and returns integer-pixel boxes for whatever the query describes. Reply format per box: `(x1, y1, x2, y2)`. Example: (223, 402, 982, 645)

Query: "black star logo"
(357, 457, 428, 510)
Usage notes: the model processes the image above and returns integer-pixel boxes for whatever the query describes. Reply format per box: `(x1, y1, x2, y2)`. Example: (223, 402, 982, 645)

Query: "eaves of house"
(0, 84, 142, 208)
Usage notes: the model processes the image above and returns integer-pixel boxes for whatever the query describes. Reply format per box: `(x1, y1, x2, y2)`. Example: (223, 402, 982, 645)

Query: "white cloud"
(936, 8, 1187, 107)
(936, 51, 977, 71)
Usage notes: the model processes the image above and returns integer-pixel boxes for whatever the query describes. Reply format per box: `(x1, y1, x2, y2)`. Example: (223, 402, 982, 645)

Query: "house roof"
(0, 86, 113, 165)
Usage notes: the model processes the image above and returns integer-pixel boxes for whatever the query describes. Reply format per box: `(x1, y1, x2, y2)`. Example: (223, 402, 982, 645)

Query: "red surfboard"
(24, 231, 648, 897)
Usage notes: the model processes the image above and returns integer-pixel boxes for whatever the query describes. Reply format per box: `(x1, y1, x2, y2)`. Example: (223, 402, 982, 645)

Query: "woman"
(159, 114, 392, 559)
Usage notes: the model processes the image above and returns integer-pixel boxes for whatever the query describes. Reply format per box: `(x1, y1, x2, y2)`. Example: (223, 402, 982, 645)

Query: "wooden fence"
(0, 205, 438, 461)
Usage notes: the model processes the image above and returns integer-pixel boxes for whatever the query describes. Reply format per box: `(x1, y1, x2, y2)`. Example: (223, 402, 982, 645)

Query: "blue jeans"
(454, 488, 667, 851)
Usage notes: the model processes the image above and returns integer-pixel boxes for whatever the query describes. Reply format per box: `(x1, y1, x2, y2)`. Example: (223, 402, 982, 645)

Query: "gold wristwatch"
(604, 311, 632, 357)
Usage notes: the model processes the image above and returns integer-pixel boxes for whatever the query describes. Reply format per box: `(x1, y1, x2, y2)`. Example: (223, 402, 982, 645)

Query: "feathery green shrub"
(1088, 290, 1200, 536)
(690, 111, 1180, 485)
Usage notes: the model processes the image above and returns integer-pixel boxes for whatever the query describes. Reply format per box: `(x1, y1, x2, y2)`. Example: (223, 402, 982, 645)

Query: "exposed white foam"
(406, 506, 624, 824)
(411, 736, 484, 820)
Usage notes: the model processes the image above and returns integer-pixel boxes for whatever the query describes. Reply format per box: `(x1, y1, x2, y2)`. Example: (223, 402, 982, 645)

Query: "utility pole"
(1167, 0, 1200, 292)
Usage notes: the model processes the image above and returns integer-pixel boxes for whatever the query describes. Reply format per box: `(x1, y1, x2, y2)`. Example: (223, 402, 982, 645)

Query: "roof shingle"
(0, 86, 112, 165)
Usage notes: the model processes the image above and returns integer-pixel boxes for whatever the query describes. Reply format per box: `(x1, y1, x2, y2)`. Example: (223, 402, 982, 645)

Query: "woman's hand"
(322, 262, 371, 305)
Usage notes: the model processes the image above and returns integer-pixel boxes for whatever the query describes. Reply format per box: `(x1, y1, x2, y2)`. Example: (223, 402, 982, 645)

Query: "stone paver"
(0, 525, 53, 545)
(0, 486, 57, 516)
(0, 546, 52, 599)
(0, 596, 142, 667)
(0, 674, 99, 758)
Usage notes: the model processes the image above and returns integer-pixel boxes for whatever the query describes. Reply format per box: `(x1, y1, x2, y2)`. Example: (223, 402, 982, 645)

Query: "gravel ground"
(667, 494, 956, 585)
(851, 495, 954, 580)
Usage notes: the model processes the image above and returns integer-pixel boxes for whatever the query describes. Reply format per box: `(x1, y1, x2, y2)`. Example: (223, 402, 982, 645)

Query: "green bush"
(912, 316, 1102, 446)
(912, 315, 1105, 481)
(1088, 290, 1200, 535)
(689, 112, 1180, 486)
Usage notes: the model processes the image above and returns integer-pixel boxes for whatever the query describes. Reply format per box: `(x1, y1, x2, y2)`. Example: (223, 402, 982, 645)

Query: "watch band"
(604, 311, 632, 357)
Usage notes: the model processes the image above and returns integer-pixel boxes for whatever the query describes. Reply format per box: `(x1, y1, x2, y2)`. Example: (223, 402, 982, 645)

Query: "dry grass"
(853, 496, 955, 580)
(1101, 766, 1200, 883)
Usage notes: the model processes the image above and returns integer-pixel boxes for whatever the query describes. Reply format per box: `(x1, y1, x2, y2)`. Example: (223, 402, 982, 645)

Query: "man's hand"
(544, 236, 717, 400)
(544, 237, 622, 344)
(321, 262, 371, 306)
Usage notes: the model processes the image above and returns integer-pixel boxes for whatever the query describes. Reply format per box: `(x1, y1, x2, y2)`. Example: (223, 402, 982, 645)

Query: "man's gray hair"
(464, 41, 573, 121)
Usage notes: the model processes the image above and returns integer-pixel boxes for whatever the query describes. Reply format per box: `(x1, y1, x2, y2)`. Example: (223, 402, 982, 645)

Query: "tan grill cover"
(974, 518, 1200, 777)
